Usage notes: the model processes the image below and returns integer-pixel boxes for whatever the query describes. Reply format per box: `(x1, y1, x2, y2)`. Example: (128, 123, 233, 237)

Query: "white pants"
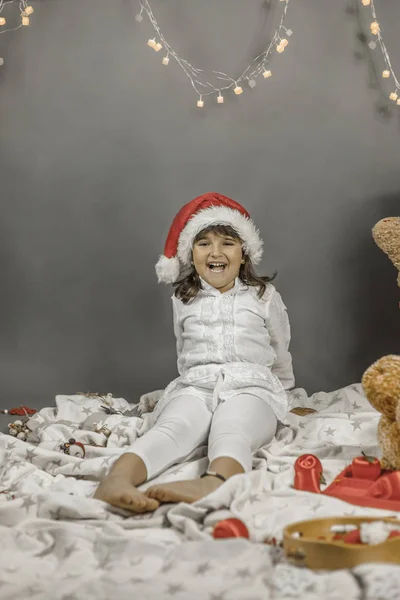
(131, 393, 278, 480)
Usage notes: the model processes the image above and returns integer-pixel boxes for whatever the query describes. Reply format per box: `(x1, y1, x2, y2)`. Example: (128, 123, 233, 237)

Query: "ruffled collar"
(199, 277, 246, 297)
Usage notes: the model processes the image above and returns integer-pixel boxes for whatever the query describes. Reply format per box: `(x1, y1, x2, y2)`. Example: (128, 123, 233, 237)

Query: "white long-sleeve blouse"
(152, 277, 295, 423)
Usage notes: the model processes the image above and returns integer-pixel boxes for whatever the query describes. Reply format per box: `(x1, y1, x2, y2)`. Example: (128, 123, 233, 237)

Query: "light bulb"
(248, 79, 257, 88)
(397, 98, 400, 106)
(154, 43, 162, 52)
(368, 41, 377, 50)
(370, 21, 379, 34)
(162, 56, 170, 65)
(0, 17, 6, 26)
(217, 94, 224, 104)
(362, 0, 371, 5)
(147, 39, 156, 48)
(280, 39, 289, 48)
(286, 29, 293, 37)
(24, 6, 34, 16)
(197, 98, 204, 108)
(389, 92, 398, 101)
(135, 13, 143, 22)
(382, 70, 390, 78)
(0, 58, 4, 66)
(21, 16, 30, 26)
(234, 86, 243, 95)
(276, 44, 285, 53)
(263, 70, 272, 78)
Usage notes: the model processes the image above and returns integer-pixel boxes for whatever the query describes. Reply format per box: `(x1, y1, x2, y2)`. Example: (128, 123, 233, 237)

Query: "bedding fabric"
(1, 384, 400, 599)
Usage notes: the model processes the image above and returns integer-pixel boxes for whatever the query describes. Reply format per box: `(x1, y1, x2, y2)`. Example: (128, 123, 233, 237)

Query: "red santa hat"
(156, 192, 263, 284)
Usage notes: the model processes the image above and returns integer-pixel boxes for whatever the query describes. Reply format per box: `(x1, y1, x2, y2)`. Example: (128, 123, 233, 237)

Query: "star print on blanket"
(1, 385, 400, 599)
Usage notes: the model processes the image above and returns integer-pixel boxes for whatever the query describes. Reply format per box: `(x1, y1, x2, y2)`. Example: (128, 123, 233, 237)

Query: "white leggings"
(131, 393, 278, 480)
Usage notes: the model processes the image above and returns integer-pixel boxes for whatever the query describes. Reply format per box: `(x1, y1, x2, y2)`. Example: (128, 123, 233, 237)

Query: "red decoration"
(338, 528, 400, 545)
(294, 454, 323, 494)
(369, 471, 400, 500)
(213, 518, 249, 539)
(342, 529, 362, 545)
(1, 406, 37, 416)
(389, 531, 400, 539)
(352, 454, 381, 480)
(294, 453, 400, 511)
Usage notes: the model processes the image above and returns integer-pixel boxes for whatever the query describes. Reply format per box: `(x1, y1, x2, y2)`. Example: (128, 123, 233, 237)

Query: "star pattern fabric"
(0, 385, 398, 599)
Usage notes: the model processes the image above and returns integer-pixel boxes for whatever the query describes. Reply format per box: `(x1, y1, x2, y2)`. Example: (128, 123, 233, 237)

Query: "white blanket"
(1, 384, 400, 600)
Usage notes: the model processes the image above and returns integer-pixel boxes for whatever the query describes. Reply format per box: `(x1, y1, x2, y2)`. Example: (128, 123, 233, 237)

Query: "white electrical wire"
(363, 0, 400, 103)
(135, 0, 293, 105)
(0, 1, 33, 36)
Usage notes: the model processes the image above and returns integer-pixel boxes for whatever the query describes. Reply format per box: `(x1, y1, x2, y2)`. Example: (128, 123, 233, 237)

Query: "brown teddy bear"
(361, 217, 400, 470)
(362, 355, 400, 470)
(372, 216, 400, 287)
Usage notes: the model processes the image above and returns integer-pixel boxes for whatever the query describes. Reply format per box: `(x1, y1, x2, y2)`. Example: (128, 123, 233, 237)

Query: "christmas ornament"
(7, 420, 32, 441)
(92, 423, 112, 437)
(294, 453, 400, 511)
(284, 516, 400, 570)
(294, 454, 323, 494)
(1, 405, 36, 416)
(212, 518, 249, 539)
(59, 438, 86, 458)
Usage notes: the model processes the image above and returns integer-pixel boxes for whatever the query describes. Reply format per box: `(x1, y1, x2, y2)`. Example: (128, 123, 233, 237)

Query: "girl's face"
(192, 230, 243, 293)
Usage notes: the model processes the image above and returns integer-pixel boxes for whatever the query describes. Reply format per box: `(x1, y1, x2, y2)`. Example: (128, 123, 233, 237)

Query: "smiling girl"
(94, 193, 294, 513)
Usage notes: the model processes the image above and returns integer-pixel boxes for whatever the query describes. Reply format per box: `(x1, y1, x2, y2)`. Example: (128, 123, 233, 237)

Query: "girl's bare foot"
(94, 473, 159, 513)
(93, 453, 158, 513)
(146, 476, 223, 504)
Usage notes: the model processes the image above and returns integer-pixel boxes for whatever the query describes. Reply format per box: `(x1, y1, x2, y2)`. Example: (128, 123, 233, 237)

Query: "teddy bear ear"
(362, 355, 400, 420)
(372, 217, 400, 286)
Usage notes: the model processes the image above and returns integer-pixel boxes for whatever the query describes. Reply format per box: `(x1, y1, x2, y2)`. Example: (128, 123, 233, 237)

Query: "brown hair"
(173, 224, 276, 304)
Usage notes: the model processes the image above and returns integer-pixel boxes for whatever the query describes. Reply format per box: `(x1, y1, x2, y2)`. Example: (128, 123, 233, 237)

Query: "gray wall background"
(0, 0, 399, 410)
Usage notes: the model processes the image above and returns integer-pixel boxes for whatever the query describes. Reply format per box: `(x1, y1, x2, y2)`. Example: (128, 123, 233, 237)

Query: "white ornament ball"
(17, 432, 27, 440)
(69, 443, 85, 458)
(13, 420, 23, 426)
(103, 394, 114, 406)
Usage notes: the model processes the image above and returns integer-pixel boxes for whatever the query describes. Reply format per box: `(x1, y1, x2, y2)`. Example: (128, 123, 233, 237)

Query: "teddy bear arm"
(378, 416, 400, 470)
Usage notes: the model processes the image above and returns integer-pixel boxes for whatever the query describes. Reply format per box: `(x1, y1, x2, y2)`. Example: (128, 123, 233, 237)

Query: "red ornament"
(1, 406, 37, 416)
(388, 530, 400, 539)
(294, 454, 400, 511)
(342, 529, 362, 545)
(294, 454, 323, 494)
(369, 471, 400, 500)
(213, 518, 249, 539)
(352, 454, 381, 480)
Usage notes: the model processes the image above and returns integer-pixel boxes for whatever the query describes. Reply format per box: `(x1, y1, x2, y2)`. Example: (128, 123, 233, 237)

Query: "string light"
(0, 1, 35, 36)
(362, 0, 400, 105)
(135, 0, 293, 107)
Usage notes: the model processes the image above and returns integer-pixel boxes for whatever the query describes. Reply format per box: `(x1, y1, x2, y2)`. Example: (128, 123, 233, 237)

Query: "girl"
(94, 192, 294, 513)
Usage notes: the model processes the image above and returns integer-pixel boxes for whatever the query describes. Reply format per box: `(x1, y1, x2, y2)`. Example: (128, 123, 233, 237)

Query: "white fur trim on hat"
(155, 255, 180, 284)
(177, 206, 263, 267)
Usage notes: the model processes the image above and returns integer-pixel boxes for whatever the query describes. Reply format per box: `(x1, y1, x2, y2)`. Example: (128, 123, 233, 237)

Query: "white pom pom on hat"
(155, 192, 263, 284)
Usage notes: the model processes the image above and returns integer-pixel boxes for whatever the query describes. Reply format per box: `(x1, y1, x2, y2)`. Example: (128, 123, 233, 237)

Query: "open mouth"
(207, 262, 227, 273)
